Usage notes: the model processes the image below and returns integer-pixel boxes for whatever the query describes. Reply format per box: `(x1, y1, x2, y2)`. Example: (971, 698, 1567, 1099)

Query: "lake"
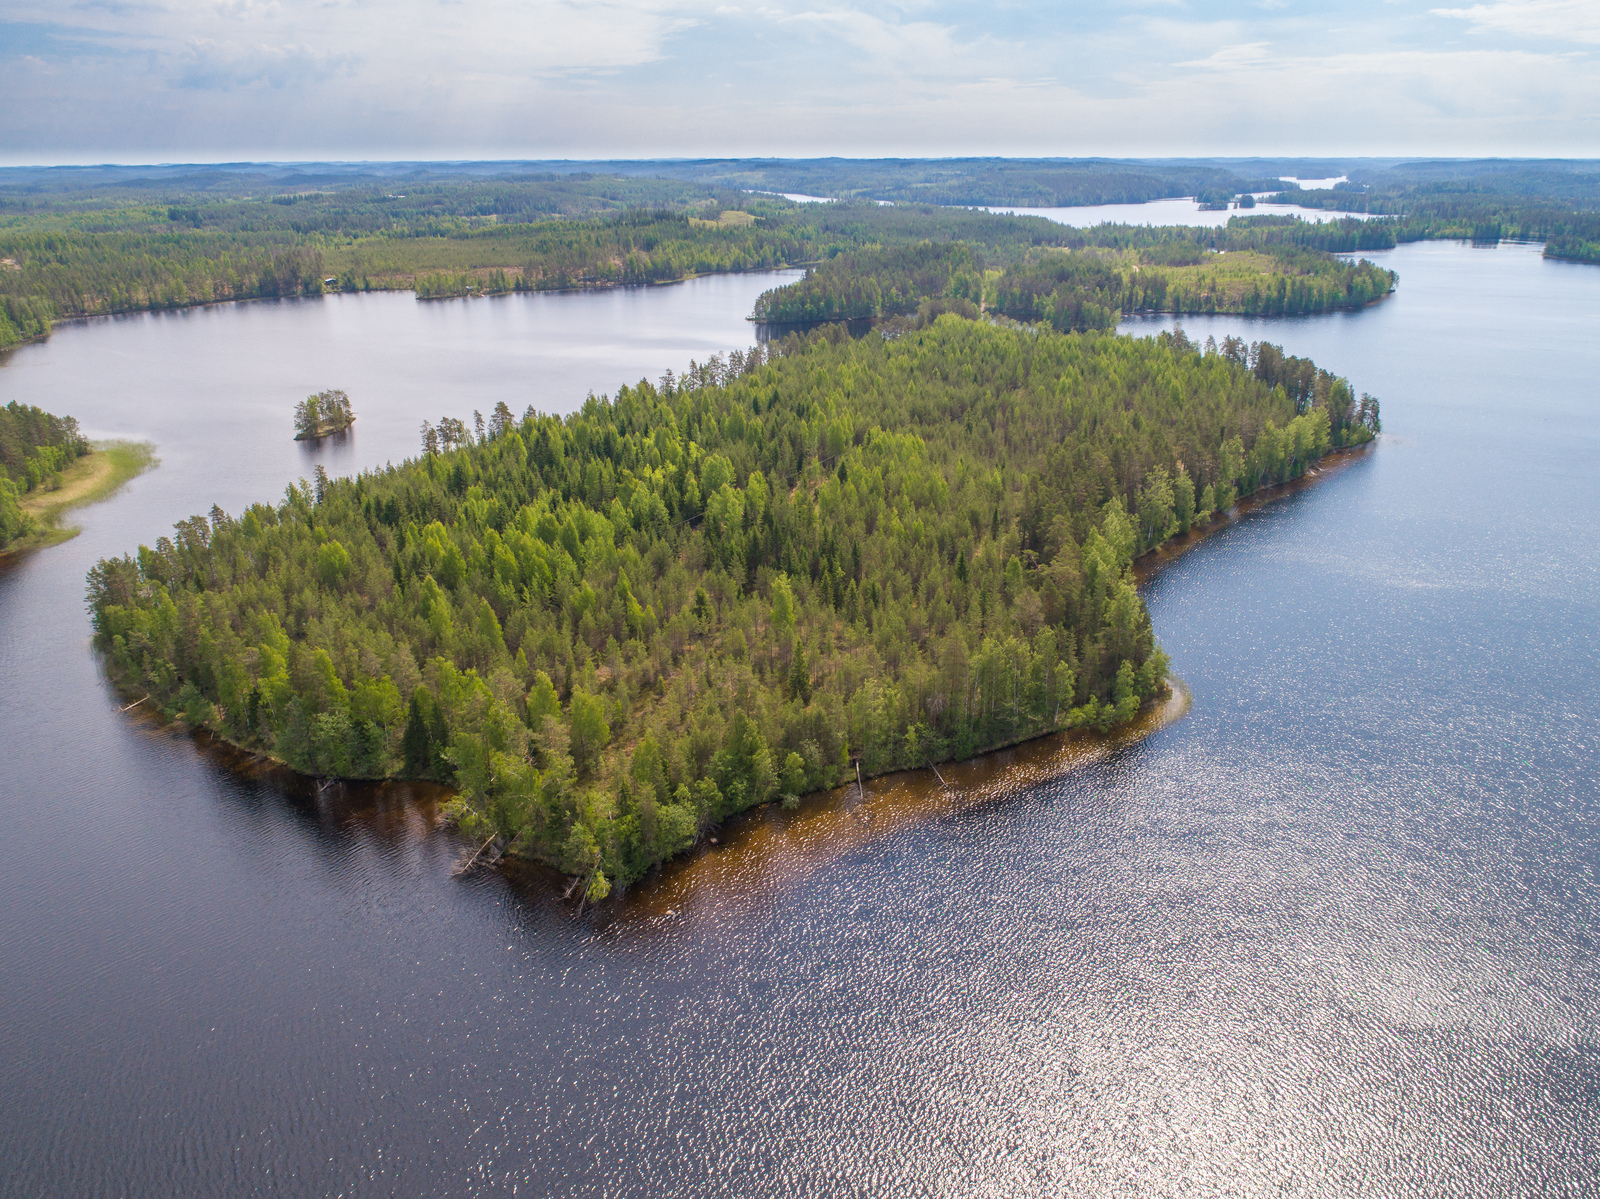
(1, 240, 1597, 1195)
(983, 196, 1373, 228)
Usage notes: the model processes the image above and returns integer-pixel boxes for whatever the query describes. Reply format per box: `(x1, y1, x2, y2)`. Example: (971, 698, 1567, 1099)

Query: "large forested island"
(88, 315, 1377, 896)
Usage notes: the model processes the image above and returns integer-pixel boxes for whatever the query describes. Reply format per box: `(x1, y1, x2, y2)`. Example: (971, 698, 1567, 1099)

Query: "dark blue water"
(1, 242, 1597, 1196)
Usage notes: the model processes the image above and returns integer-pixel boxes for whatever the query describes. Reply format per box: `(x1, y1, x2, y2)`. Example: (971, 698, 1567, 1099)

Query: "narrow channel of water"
(1, 242, 1597, 1195)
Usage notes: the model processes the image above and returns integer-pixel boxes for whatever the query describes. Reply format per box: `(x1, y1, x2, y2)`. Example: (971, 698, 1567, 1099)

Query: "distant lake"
(985, 195, 1374, 227)
(1, 241, 1597, 1194)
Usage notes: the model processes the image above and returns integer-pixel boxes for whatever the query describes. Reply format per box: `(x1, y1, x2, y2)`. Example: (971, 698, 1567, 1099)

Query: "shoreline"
(598, 440, 1375, 911)
(293, 417, 356, 441)
(1132, 437, 1376, 585)
(20, 265, 811, 335)
(95, 440, 1372, 904)
(2, 440, 158, 559)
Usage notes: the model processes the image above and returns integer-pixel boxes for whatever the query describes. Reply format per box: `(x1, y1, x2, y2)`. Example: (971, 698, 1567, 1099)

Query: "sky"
(1, 0, 1597, 164)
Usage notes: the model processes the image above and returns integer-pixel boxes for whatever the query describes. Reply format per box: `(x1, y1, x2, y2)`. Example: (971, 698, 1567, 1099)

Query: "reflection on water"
(611, 683, 1191, 928)
(1, 242, 1598, 1194)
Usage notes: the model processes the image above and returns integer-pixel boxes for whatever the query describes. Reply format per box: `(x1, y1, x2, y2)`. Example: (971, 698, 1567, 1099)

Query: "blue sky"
(1, 0, 1596, 163)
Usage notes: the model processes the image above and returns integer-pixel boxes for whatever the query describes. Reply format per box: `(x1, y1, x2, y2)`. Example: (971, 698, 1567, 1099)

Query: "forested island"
(88, 317, 1377, 898)
(294, 390, 355, 440)
(752, 241, 1396, 327)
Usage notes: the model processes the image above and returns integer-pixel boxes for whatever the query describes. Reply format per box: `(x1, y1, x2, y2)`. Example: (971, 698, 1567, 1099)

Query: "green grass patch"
(6, 440, 157, 553)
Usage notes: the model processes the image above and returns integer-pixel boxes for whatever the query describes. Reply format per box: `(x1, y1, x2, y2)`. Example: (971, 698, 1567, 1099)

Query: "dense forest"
(0, 400, 91, 549)
(0, 194, 1082, 331)
(1266, 161, 1600, 261)
(9, 159, 1600, 341)
(0, 166, 1402, 343)
(753, 240, 1396, 326)
(88, 318, 1376, 897)
(603, 158, 1288, 208)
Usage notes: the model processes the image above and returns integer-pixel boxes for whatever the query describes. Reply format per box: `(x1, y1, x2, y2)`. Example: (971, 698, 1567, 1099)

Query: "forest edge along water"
(85, 313, 1378, 905)
(4, 234, 1598, 1196)
(105, 433, 1360, 911)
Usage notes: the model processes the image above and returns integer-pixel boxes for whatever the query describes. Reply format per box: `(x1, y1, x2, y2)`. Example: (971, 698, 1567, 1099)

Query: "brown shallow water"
(610, 683, 1193, 926)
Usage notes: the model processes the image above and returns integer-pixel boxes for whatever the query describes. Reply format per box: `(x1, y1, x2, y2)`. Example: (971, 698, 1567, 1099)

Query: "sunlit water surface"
(1, 244, 1598, 1196)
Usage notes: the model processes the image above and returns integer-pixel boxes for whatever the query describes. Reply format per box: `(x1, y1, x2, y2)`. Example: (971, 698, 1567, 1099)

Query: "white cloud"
(1431, 0, 1600, 44)
(1, 0, 1598, 159)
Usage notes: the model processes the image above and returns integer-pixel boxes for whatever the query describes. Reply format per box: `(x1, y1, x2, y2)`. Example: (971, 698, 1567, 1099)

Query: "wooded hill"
(88, 317, 1376, 897)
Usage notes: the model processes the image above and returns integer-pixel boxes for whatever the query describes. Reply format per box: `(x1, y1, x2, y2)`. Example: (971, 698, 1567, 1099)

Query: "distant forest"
(753, 239, 1395, 326)
(0, 175, 1394, 346)
(8, 156, 1600, 350)
(89, 318, 1376, 896)
(1264, 159, 1600, 262)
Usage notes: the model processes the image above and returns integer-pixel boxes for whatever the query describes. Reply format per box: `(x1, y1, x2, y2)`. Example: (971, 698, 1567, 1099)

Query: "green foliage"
(0, 400, 89, 490)
(0, 294, 52, 349)
(0, 475, 30, 549)
(0, 400, 90, 547)
(87, 319, 1362, 887)
(753, 242, 983, 322)
(993, 246, 1395, 323)
(1264, 163, 1600, 263)
(294, 390, 355, 439)
(756, 235, 1395, 332)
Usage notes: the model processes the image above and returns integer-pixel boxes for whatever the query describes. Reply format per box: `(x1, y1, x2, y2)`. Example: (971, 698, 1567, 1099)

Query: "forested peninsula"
(88, 318, 1377, 897)
(1, 401, 90, 550)
(752, 241, 1396, 327)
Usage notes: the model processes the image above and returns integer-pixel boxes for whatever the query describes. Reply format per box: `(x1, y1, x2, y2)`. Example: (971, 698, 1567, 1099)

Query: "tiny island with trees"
(293, 390, 355, 440)
(88, 312, 1378, 900)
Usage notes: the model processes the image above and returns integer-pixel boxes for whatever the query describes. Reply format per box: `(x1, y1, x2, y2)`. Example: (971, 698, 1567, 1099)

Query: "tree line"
(1263, 165, 1600, 264)
(2, 171, 1399, 345)
(753, 240, 1396, 327)
(88, 317, 1374, 898)
(0, 400, 90, 549)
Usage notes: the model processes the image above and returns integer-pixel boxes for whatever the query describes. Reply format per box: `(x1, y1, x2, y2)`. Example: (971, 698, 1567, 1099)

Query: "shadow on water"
(106, 657, 1191, 933)
(117, 696, 455, 847)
